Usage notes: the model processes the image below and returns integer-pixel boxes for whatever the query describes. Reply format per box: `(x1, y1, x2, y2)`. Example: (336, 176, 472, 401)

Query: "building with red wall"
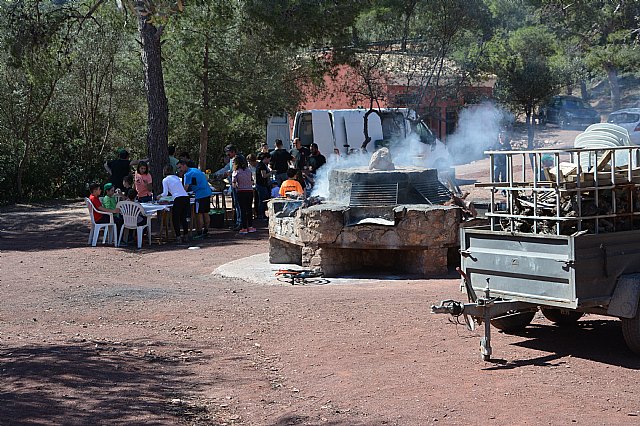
(299, 61, 494, 141)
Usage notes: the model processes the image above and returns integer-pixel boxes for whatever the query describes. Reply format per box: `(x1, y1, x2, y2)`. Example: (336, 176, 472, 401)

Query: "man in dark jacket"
(307, 143, 326, 173)
(270, 139, 292, 184)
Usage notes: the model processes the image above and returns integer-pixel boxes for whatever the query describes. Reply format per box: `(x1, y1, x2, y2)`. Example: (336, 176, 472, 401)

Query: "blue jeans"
(255, 185, 270, 218)
(231, 188, 241, 226)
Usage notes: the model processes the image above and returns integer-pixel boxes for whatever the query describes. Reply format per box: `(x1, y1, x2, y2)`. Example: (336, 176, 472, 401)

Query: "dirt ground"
(1, 127, 639, 425)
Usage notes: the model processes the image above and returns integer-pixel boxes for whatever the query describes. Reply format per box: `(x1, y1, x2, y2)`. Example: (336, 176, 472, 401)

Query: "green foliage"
(3, 0, 640, 203)
(245, 0, 367, 47)
(164, 0, 310, 168)
(488, 25, 560, 112)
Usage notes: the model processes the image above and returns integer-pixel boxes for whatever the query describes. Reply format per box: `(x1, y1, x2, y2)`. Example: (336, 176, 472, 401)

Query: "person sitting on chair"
(88, 183, 119, 224)
(102, 183, 123, 229)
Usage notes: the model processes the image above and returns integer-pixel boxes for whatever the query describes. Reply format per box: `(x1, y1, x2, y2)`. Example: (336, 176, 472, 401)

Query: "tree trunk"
(605, 64, 621, 111)
(526, 106, 534, 150)
(198, 37, 210, 171)
(15, 82, 57, 200)
(401, 16, 409, 52)
(139, 18, 169, 195)
(361, 107, 381, 152)
(526, 106, 536, 174)
(16, 132, 31, 199)
(580, 80, 590, 102)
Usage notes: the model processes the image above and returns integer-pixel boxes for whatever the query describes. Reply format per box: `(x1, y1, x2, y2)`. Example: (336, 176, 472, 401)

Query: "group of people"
(90, 147, 214, 244)
(221, 138, 327, 233)
(90, 138, 329, 243)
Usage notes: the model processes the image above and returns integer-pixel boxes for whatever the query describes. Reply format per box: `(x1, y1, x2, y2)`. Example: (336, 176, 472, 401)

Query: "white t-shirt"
(161, 174, 188, 198)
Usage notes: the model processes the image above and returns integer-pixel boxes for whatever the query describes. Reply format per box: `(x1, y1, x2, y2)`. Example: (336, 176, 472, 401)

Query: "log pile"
(496, 154, 640, 235)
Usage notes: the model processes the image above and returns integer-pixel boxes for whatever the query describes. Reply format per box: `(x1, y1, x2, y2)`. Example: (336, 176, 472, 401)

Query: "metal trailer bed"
(432, 144, 640, 360)
(460, 226, 640, 311)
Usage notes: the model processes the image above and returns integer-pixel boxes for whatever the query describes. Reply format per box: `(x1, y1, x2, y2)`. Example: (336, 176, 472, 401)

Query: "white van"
(267, 108, 449, 168)
(266, 113, 291, 148)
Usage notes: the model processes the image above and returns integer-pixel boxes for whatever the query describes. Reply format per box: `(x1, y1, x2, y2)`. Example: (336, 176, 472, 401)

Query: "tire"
(541, 308, 584, 325)
(491, 310, 536, 332)
(622, 309, 640, 355)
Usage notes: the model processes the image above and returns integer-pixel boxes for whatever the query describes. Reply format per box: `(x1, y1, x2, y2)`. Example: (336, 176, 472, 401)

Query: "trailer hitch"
(432, 286, 537, 362)
(431, 300, 465, 316)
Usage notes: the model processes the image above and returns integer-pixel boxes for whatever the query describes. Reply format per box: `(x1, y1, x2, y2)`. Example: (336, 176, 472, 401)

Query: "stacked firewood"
(499, 187, 640, 235)
(497, 155, 640, 235)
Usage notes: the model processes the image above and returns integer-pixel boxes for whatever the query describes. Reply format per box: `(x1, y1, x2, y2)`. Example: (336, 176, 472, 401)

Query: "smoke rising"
(310, 101, 510, 199)
(446, 101, 511, 165)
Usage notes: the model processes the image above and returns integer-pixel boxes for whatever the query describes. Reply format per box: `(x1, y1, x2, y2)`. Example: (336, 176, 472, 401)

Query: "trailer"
(432, 139, 640, 360)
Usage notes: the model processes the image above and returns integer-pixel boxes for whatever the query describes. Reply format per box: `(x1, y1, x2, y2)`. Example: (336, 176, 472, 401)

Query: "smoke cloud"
(310, 101, 510, 199)
(446, 101, 511, 165)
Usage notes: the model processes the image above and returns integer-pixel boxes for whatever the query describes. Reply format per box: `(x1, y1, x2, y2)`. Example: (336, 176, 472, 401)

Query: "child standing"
(122, 174, 134, 193)
(232, 155, 255, 234)
(270, 180, 281, 198)
(279, 168, 304, 197)
(134, 161, 153, 202)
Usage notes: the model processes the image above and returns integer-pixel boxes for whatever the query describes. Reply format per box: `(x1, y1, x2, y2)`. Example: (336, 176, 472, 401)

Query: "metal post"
(533, 152, 539, 234)
(576, 150, 582, 232)
(480, 286, 492, 361)
(594, 150, 599, 234)
(508, 153, 514, 233)
(612, 151, 617, 232)
(555, 152, 561, 235)
(489, 153, 496, 231)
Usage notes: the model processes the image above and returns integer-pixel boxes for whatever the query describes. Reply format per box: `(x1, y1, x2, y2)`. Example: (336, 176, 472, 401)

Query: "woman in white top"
(158, 165, 190, 243)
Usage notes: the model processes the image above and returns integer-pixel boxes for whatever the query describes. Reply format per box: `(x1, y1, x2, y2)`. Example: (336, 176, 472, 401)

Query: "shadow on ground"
(0, 342, 216, 424)
(0, 201, 269, 253)
(484, 319, 640, 370)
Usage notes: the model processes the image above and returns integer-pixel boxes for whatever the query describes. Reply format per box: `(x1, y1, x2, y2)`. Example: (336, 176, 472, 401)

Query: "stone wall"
(268, 200, 461, 277)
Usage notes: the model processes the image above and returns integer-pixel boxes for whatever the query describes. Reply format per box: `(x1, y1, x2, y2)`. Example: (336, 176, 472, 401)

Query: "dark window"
(393, 93, 420, 107)
(415, 122, 436, 145)
(562, 99, 586, 109)
(295, 113, 314, 146)
(445, 107, 458, 135)
(380, 112, 405, 140)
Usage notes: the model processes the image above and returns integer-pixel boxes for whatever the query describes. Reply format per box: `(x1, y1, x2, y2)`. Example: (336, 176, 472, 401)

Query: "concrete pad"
(214, 252, 423, 286)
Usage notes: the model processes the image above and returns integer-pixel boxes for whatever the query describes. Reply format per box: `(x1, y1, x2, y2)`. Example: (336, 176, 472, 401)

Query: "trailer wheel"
(541, 308, 584, 325)
(491, 310, 536, 332)
(622, 310, 640, 355)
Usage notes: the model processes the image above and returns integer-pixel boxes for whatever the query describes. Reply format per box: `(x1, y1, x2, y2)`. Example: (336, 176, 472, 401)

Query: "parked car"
(540, 95, 600, 129)
(607, 108, 640, 145)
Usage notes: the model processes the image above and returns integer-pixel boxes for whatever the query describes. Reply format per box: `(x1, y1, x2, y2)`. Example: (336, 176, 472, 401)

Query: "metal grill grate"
(349, 182, 399, 207)
(413, 180, 452, 204)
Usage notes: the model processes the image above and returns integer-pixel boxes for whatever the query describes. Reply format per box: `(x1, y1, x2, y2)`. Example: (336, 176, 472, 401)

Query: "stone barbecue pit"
(268, 166, 462, 277)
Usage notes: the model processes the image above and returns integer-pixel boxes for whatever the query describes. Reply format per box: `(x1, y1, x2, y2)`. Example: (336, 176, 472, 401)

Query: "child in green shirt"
(102, 183, 118, 210)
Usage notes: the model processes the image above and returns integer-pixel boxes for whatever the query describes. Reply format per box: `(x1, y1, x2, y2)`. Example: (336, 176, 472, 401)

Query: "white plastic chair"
(586, 123, 632, 142)
(116, 200, 151, 249)
(85, 197, 118, 247)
